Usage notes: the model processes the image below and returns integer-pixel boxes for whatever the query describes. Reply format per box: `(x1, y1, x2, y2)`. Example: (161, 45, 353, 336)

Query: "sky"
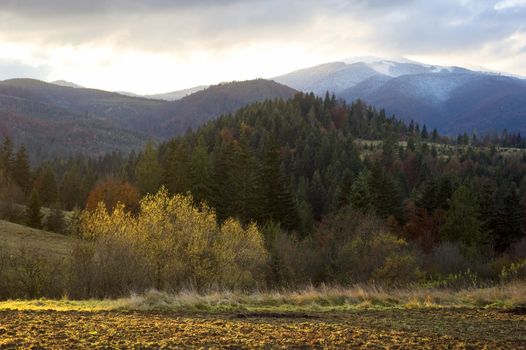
(0, 0, 525, 94)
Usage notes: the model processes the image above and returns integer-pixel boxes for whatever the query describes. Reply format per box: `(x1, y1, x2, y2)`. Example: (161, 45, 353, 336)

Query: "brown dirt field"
(0, 308, 525, 349)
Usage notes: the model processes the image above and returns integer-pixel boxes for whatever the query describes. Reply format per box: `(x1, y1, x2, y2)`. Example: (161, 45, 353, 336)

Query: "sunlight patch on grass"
(1, 282, 524, 313)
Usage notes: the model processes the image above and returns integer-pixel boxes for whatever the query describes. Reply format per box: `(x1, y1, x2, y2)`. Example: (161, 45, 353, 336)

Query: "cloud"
(494, 0, 526, 10)
(0, 59, 51, 80)
(0, 0, 525, 92)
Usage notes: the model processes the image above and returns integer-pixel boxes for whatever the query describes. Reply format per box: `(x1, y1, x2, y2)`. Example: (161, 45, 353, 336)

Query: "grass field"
(0, 284, 525, 348)
(0, 219, 78, 258)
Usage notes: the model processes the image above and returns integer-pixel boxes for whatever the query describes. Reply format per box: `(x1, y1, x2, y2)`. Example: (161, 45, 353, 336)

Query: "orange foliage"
(403, 200, 445, 253)
(85, 178, 140, 213)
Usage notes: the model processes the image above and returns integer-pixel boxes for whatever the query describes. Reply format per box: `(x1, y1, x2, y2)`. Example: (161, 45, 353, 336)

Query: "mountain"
(275, 58, 526, 134)
(51, 80, 84, 88)
(146, 85, 209, 101)
(0, 78, 296, 158)
(155, 79, 297, 137)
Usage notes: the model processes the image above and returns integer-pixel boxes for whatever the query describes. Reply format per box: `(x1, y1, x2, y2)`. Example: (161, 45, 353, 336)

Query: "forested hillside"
(2, 93, 526, 297)
(0, 78, 296, 160)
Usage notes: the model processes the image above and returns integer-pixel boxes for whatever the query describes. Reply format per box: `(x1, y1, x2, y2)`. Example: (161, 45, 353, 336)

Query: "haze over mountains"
(2, 57, 526, 159)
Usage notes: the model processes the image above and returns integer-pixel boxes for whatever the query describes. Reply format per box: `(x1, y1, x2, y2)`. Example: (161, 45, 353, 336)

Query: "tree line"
(1, 92, 526, 298)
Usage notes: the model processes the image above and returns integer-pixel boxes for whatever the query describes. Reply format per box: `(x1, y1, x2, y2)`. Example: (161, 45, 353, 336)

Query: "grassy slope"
(0, 220, 79, 258)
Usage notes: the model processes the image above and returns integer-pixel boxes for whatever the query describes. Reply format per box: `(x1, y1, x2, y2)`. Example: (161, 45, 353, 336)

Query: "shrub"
(80, 188, 267, 294)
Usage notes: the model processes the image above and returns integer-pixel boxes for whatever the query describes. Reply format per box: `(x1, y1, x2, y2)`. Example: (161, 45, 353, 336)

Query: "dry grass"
(0, 219, 79, 258)
(1, 282, 524, 313)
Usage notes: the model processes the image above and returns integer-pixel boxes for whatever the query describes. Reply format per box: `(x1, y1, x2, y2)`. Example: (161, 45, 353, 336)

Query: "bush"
(0, 245, 66, 299)
(423, 242, 470, 276)
(80, 188, 267, 295)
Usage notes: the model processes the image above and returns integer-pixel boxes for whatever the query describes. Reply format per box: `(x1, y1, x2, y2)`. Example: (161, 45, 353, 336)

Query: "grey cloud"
(0, 0, 524, 60)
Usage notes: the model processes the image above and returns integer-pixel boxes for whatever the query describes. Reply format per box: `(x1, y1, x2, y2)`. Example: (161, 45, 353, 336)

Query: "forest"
(1, 93, 526, 298)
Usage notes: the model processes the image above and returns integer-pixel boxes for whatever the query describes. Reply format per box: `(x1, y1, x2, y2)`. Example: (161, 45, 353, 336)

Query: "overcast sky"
(0, 0, 525, 94)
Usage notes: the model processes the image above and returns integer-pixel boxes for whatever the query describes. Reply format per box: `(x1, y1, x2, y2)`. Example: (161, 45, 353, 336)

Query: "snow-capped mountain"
(274, 57, 526, 134)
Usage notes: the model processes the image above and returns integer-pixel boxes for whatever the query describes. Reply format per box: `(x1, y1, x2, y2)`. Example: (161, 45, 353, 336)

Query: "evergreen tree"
(27, 188, 42, 229)
(227, 137, 260, 223)
(421, 125, 429, 139)
(13, 145, 31, 195)
(257, 138, 299, 231)
(162, 139, 191, 194)
(46, 203, 65, 233)
(61, 165, 85, 210)
(135, 141, 162, 195)
(431, 128, 439, 142)
(369, 163, 404, 221)
(0, 137, 14, 184)
(38, 165, 59, 205)
(189, 138, 213, 204)
(349, 169, 373, 212)
(494, 185, 524, 252)
(308, 170, 326, 220)
(440, 186, 485, 248)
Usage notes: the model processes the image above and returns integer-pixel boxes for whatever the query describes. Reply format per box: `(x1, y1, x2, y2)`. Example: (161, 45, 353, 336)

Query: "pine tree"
(27, 188, 42, 229)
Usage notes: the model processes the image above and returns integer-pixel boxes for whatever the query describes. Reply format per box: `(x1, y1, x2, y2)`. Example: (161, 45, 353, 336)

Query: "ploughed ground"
(0, 308, 525, 349)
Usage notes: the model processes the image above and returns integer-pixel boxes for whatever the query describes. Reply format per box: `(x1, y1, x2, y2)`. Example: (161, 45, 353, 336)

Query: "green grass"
(0, 219, 79, 258)
(1, 282, 524, 313)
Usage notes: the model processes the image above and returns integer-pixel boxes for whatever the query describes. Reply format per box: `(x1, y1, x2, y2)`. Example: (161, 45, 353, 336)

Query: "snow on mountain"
(274, 57, 526, 134)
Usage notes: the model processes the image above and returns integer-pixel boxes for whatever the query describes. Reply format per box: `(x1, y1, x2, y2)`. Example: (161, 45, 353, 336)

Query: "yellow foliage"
(80, 187, 267, 290)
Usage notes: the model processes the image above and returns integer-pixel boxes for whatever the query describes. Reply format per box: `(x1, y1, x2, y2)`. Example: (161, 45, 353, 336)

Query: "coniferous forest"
(1, 93, 526, 298)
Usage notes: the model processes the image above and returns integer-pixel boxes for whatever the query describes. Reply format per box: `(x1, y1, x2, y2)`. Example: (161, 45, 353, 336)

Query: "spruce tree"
(349, 169, 373, 212)
(440, 185, 485, 248)
(135, 141, 162, 195)
(39, 165, 59, 205)
(27, 188, 42, 229)
(189, 138, 213, 204)
(13, 145, 31, 195)
(494, 185, 524, 252)
(46, 203, 65, 233)
(0, 137, 14, 184)
(257, 138, 299, 231)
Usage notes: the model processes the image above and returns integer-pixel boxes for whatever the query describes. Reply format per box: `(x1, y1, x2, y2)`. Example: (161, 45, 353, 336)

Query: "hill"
(0, 78, 295, 158)
(275, 58, 526, 134)
(0, 220, 79, 258)
(145, 85, 209, 101)
(156, 79, 297, 137)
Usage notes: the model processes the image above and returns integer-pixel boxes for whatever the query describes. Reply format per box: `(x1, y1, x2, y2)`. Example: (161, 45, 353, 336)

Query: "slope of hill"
(51, 80, 84, 89)
(0, 220, 79, 258)
(146, 85, 209, 101)
(155, 79, 297, 137)
(275, 58, 526, 134)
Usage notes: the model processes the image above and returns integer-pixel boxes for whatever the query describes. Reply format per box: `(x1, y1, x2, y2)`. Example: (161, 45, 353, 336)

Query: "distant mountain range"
(2, 56, 526, 159)
(274, 57, 526, 135)
(0, 78, 296, 159)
